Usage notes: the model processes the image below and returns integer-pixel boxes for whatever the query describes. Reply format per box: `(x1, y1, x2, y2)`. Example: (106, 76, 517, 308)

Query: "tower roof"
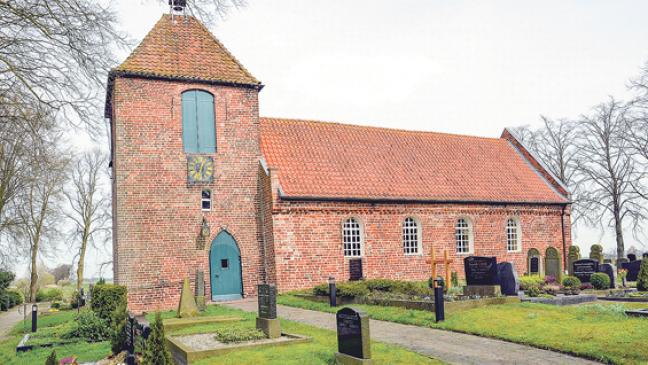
(114, 14, 260, 86)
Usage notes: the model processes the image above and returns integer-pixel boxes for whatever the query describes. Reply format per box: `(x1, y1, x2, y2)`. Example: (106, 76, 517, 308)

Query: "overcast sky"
(43, 1, 648, 279)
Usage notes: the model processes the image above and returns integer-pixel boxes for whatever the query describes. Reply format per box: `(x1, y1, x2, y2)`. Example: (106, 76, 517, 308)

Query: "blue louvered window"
(182, 90, 216, 153)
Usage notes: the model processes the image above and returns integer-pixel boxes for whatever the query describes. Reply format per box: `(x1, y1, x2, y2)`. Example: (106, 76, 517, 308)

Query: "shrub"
(63, 310, 111, 342)
(365, 279, 398, 292)
(111, 301, 128, 355)
(0, 270, 14, 291)
(142, 312, 172, 365)
(50, 301, 63, 309)
(525, 285, 541, 297)
(544, 275, 557, 284)
(336, 281, 369, 298)
(97, 278, 107, 285)
(35, 288, 63, 302)
(451, 272, 459, 288)
(213, 327, 266, 343)
(638, 260, 648, 292)
(45, 350, 57, 365)
(519, 275, 545, 290)
(580, 282, 594, 290)
(562, 276, 582, 289)
(312, 283, 329, 296)
(590, 273, 611, 290)
(91, 284, 127, 325)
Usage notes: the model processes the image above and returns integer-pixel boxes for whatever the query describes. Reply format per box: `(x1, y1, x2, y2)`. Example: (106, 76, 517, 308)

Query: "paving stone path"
(225, 298, 601, 365)
(0, 305, 26, 341)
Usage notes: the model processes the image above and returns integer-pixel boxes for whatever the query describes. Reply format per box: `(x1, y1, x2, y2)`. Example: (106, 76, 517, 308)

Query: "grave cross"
(425, 247, 453, 289)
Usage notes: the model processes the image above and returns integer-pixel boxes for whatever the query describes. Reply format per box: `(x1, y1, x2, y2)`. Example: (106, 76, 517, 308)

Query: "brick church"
(106, 14, 572, 311)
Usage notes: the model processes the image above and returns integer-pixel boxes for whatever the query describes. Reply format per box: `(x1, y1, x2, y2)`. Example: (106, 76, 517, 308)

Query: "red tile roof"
(114, 15, 260, 87)
(260, 118, 569, 204)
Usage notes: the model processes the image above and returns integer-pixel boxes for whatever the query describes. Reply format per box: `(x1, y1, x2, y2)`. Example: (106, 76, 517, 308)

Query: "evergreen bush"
(35, 288, 63, 302)
(91, 284, 127, 325)
(63, 310, 111, 342)
(451, 272, 459, 287)
(142, 312, 172, 365)
(590, 273, 611, 290)
(111, 301, 129, 354)
(637, 260, 648, 292)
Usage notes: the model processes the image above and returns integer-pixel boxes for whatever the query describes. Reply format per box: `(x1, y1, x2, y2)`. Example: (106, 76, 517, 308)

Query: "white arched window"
(455, 218, 474, 254)
(403, 217, 421, 255)
(506, 218, 522, 252)
(343, 218, 362, 257)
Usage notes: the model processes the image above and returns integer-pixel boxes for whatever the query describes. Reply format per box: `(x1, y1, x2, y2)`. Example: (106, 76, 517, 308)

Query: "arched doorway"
(210, 231, 243, 301)
(527, 248, 542, 275)
(545, 247, 562, 281)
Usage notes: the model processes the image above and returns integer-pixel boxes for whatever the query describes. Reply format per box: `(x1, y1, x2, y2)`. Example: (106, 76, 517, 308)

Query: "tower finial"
(169, 0, 187, 15)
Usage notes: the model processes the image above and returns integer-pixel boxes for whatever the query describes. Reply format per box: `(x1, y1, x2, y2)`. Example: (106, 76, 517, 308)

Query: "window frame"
(402, 217, 422, 255)
(201, 189, 212, 211)
(342, 217, 364, 258)
(505, 217, 522, 252)
(455, 217, 474, 255)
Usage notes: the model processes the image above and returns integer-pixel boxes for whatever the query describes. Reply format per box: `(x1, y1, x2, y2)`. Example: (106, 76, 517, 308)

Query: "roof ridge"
(260, 116, 503, 141)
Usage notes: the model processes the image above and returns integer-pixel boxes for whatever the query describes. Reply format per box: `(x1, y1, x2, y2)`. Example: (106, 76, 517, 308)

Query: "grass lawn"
(151, 304, 444, 365)
(0, 310, 110, 365)
(278, 294, 648, 365)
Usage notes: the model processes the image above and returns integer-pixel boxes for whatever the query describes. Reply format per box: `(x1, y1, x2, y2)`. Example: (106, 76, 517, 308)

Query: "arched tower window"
(506, 218, 522, 252)
(455, 218, 474, 254)
(403, 217, 421, 255)
(182, 90, 216, 153)
(343, 218, 363, 257)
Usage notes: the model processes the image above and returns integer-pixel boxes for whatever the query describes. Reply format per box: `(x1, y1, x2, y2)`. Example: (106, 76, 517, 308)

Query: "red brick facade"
(108, 15, 572, 312)
(110, 77, 265, 312)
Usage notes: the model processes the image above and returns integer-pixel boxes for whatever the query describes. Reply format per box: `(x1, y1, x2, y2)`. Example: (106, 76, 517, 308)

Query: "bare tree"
(64, 150, 110, 291)
(576, 97, 648, 261)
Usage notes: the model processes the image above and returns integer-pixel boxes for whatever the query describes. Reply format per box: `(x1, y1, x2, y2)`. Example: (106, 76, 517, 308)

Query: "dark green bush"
(451, 272, 459, 287)
(312, 283, 329, 296)
(562, 276, 582, 289)
(63, 310, 111, 342)
(91, 284, 127, 325)
(525, 285, 542, 297)
(336, 281, 369, 298)
(35, 288, 63, 302)
(637, 260, 648, 291)
(0, 270, 14, 291)
(590, 273, 611, 290)
(142, 312, 172, 365)
(110, 301, 128, 355)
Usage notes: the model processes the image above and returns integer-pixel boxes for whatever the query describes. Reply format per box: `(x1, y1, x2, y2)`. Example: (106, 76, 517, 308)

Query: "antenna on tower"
(169, 0, 187, 20)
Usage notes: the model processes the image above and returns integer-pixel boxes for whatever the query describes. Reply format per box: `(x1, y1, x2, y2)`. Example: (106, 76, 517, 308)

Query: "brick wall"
(111, 76, 263, 312)
(271, 200, 571, 291)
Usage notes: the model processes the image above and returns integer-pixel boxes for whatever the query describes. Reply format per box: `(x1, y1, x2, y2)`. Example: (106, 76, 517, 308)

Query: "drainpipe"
(561, 204, 567, 271)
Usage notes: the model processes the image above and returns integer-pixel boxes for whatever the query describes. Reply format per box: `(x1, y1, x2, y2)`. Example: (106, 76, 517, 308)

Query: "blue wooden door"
(210, 231, 243, 301)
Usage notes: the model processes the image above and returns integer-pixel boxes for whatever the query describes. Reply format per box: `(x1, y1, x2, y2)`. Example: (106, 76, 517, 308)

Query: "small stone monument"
(567, 246, 581, 276)
(464, 256, 501, 297)
(349, 259, 363, 281)
(628, 254, 637, 262)
(195, 270, 206, 311)
(335, 307, 372, 365)
(177, 278, 199, 318)
(598, 263, 616, 288)
(622, 260, 643, 281)
(256, 284, 280, 339)
(497, 262, 519, 296)
(589, 244, 604, 264)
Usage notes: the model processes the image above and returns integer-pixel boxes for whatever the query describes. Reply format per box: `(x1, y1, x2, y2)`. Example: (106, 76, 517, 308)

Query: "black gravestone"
(257, 284, 277, 319)
(628, 254, 637, 262)
(349, 258, 363, 281)
(464, 256, 498, 286)
(336, 307, 370, 359)
(530, 257, 540, 274)
(598, 263, 616, 288)
(622, 260, 642, 281)
(573, 259, 599, 283)
(497, 262, 519, 296)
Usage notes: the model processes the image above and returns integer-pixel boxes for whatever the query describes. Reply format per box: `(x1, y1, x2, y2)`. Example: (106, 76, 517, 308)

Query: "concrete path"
(225, 298, 600, 365)
(0, 305, 26, 341)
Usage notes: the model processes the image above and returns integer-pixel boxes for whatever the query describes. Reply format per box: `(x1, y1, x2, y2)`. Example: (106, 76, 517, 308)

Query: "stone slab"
(625, 309, 648, 318)
(521, 294, 597, 306)
(256, 317, 281, 339)
(335, 351, 374, 365)
(464, 285, 501, 297)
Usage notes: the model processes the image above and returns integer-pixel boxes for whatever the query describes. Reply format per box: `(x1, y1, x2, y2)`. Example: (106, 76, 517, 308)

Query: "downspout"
(561, 204, 567, 271)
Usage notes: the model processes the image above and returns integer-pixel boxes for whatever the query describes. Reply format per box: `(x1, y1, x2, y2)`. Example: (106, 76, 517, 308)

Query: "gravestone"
(567, 246, 581, 276)
(256, 284, 280, 339)
(573, 259, 599, 283)
(195, 270, 205, 311)
(177, 278, 199, 318)
(464, 256, 501, 296)
(589, 244, 604, 264)
(349, 259, 363, 281)
(335, 307, 372, 364)
(530, 257, 540, 275)
(497, 262, 519, 296)
(598, 263, 616, 288)
(628, 254, 637, 262)
(622, 260, 643, 281)
(545, 247, 561, 281)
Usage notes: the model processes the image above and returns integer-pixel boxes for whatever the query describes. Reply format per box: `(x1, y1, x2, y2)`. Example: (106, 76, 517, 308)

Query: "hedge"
(637, 260, 648, 292)
(91, 284, 127, 325)
(35, 288, 63, 302)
